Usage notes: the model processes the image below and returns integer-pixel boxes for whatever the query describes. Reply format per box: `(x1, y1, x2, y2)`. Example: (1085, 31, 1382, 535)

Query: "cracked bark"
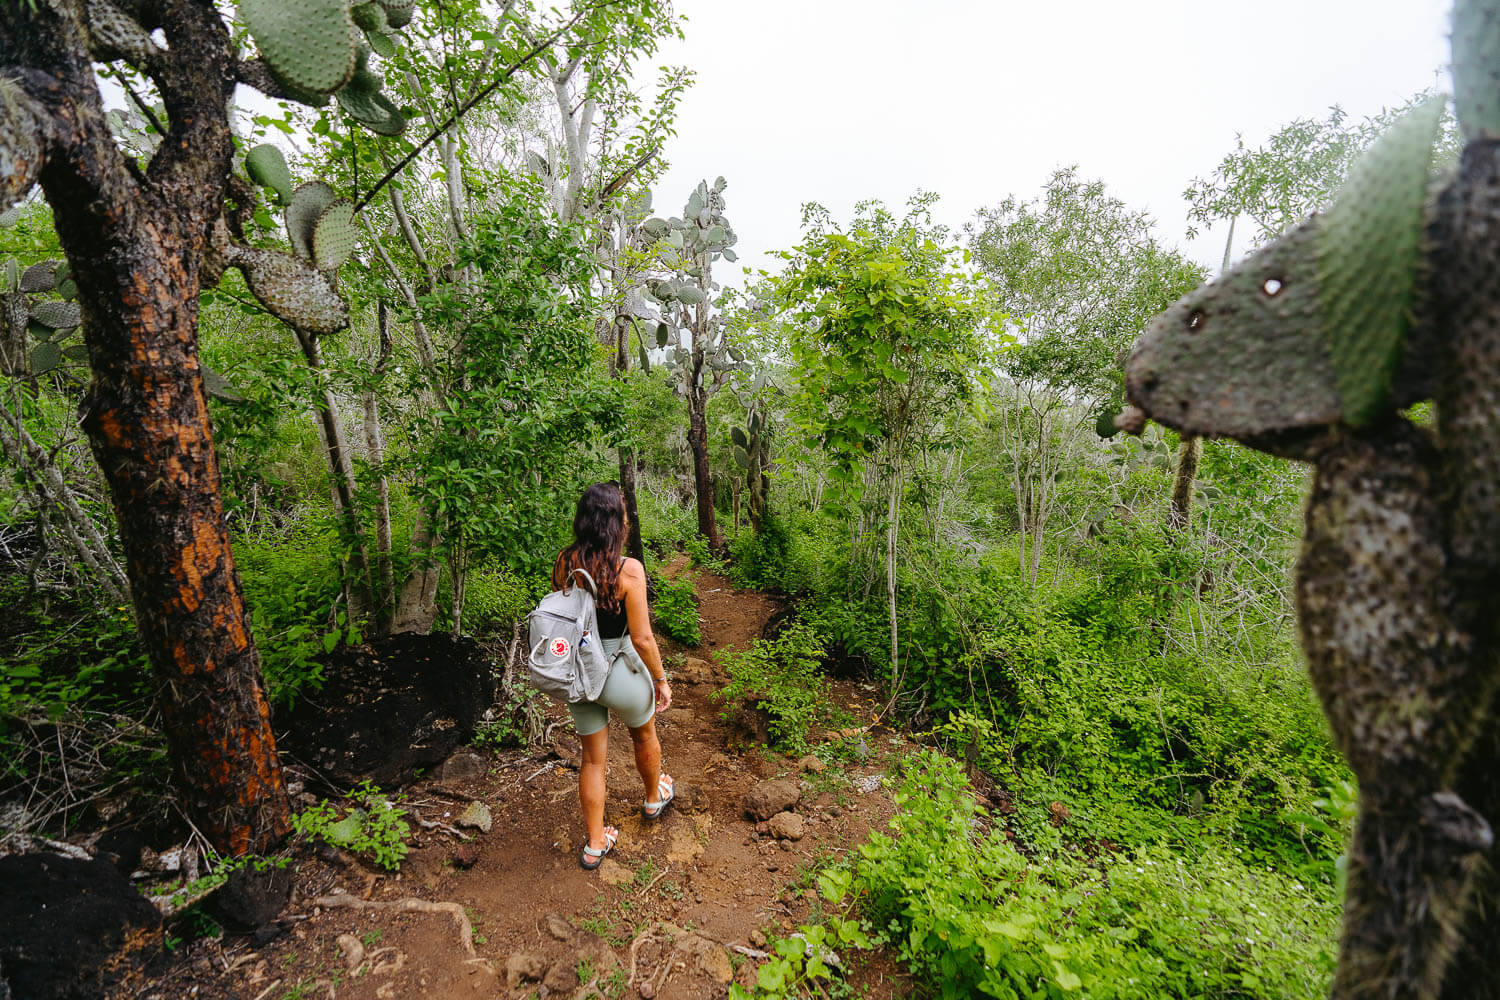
(1, 0, 288, 854)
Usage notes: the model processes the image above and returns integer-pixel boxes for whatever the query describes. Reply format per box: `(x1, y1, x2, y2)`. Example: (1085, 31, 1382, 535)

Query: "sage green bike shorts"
(567, 635, 655, 735)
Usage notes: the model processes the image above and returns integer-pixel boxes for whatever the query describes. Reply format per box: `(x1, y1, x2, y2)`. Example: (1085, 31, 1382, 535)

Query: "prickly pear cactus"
(311, 199, 358, 271)
(245, 144, 295, 204)
(228, 245, 349, 335)
(1123, 30, 1500, 994)
(239, 0, 359, 96)
(1126, 98, 1446, 439)
(1319, 96, 1445, 426)
(285, 181, 338, 262)
(335, 68, 406, 135)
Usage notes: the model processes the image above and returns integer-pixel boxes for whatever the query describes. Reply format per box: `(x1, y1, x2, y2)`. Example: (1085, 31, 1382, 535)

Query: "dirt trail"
(145, 562, 909, 1000)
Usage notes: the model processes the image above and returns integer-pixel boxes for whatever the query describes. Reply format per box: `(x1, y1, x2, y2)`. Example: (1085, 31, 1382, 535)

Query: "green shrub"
(652, 573, 701, 646)
(291, 781, 410, 871)
(714, 619, 843, 755)
(458, 565, 534, 636)
(0, 579, 151, 718)
(727, 515, 793, 590)
(635, 484, 695, 552)
(837, 751, 1338, 1000)
(236, 524, 358, 708)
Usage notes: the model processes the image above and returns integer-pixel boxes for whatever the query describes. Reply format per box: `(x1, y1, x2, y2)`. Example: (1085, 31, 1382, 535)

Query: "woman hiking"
(552, 482, 675, 870)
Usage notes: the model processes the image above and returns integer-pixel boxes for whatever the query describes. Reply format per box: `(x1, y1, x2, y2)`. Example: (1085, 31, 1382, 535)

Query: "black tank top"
(595, 557, 628, 639)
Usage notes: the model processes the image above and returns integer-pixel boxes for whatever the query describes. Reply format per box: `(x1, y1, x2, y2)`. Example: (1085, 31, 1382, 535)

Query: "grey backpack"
(527, 568, 614, 703)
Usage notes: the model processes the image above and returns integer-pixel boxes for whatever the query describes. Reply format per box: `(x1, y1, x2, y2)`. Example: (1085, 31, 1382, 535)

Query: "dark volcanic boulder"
(0, 854, 160, 1000)
(277, 633, 490, 788)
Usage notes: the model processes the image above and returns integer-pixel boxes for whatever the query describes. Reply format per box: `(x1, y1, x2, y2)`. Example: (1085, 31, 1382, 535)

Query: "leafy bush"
(634, 483, 696, 553)
(727, 514, 793, 591)
(0, 580, 151, 718)
(457, 565, 534, 636)
(714, 619, 842, 755)
(835, 751, 1338, 999)
(730, 917, 875, 999)
(235, 524, 359, 708)
(652, 573, 701, 646)
(291, 781, 410, 871)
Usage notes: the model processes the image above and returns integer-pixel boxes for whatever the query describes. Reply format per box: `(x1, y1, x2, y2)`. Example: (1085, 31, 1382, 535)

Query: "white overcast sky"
(641, 0, 1453, 286)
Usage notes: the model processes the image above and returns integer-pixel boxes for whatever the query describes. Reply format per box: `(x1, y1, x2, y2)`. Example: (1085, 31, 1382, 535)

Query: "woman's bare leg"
(580, 728, 614, 850)
(628, 719, 665, 802)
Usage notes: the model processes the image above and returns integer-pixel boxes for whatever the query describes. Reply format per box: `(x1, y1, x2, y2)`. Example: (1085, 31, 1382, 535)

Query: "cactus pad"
(19, 261, 56, 294)
(30, 300, 81, 330)
(366, 30, 397, 59)
(311, 199, 359, 271)
(240, 0, 358, 96)
(245, 143, 294, 203)
(374, 0, 413, 28)
(30, 340, 61, 374)
(733, 445, 750, 470)
(731, 426, 748, 450)
(286, 181, 338, 261)
(230, 245, 350, 335)
(1126, 219, 1341, 437)
(336, 71, 407, 135)
(1318, 95, 1445, 427)
(351, 1, 386, 31)
(1453, 0, 1500, 141)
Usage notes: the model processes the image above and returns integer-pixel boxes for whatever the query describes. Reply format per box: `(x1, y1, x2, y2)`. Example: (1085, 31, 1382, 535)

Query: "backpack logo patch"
(550, 637, 570, 658)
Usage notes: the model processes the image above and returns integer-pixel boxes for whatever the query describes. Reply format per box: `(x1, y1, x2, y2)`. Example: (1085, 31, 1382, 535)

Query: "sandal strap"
(584, 830, 618, 856)
(645, 775, 674, 809)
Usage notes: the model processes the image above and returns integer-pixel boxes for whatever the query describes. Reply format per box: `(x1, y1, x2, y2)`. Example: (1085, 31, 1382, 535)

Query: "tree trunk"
(686, 375, 720, 548)
(2, 0, 291, 854)
(1169, 435, 1201, 531)
(608, 309, 646, 563)
(619, 446, 645, 562)
(294, 327, 371, 621)
(391, 509, 442, 634)
(364, 303, 396, 630)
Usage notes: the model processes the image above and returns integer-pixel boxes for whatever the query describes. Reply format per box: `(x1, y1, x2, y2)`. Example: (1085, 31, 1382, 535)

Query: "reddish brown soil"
(123, 562, 916, 999)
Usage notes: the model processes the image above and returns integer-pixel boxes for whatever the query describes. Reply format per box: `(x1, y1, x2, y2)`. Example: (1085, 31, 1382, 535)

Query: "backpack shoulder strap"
(565, 567, 598, 595)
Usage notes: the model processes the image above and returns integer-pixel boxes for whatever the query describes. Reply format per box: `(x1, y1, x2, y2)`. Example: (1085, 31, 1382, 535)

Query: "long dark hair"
(553, 482, 626, 610)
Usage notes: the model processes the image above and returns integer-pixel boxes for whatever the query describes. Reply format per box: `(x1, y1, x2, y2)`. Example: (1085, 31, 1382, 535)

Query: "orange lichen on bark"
(174, 519, 222, 614)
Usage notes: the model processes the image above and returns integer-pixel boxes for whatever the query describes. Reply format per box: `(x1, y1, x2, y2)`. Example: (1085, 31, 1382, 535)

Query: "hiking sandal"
(580, 827, 618, 871)
(643, 774, 675, 821)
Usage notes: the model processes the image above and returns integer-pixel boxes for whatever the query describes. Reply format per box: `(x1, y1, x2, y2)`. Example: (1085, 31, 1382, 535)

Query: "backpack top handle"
(564, 566, 598, 596)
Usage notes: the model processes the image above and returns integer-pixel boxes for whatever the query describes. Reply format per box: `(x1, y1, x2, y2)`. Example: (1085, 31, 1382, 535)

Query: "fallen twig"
(730, 944, 770, 959)
(638, 866, 670, 897)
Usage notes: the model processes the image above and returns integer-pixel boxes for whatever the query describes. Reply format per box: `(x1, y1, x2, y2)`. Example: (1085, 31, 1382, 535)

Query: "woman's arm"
(620, 558, 671, 709)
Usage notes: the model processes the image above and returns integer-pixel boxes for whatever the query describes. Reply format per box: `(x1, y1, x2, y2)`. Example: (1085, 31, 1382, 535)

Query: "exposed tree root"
(313, 889, 480, 961)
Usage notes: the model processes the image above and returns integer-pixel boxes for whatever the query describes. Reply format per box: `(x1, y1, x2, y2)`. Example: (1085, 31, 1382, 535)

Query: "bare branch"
(355, 1, 626, 211)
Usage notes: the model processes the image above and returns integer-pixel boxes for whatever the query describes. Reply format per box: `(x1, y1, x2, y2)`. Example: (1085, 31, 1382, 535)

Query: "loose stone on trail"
(743, 778, 800, 820)
(456, 800, 492, 833)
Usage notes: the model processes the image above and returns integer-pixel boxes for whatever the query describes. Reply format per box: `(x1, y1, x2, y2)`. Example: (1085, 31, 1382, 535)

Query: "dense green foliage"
(0, 4, 1394, 989)
(714, 619, 840, 755)
(842, 754, 1336, 999)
